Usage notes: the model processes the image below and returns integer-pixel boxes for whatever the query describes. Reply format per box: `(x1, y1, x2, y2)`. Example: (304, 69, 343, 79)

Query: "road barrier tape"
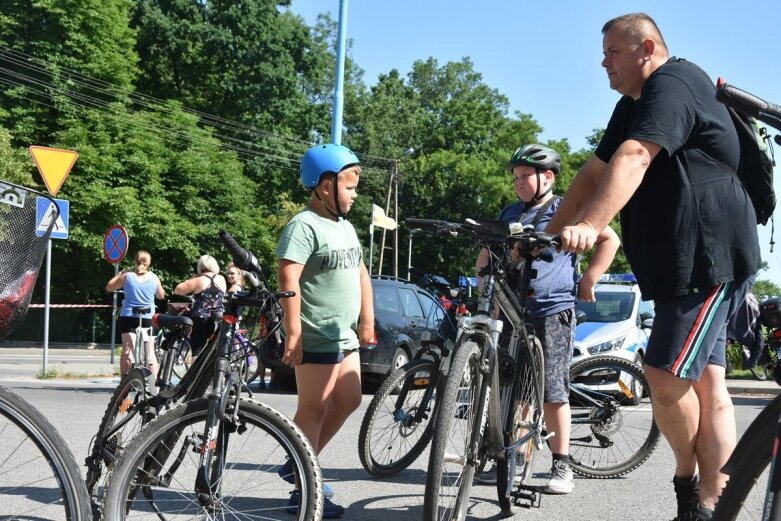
(28, 304, 112, 308)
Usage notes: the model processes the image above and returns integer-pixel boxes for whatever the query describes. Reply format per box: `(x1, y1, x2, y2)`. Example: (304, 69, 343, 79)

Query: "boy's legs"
(293, 351, 362, 453)
(534, 308, 575, 494)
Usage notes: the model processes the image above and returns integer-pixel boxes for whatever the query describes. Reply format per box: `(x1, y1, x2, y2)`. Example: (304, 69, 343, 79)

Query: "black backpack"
(721, 97, 776, 226)
(674, 59, 776, 227)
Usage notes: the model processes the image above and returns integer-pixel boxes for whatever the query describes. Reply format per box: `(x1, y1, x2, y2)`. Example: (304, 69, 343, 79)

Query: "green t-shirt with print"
(276, 208, 363, 353)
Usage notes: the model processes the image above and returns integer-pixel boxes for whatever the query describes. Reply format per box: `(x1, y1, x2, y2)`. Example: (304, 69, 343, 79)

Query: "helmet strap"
(529, 169, 553, 204)
(313, 176, 346, 219)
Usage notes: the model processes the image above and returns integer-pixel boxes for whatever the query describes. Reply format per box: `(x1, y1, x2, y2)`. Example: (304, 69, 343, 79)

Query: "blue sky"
(287, 0, 781, 286)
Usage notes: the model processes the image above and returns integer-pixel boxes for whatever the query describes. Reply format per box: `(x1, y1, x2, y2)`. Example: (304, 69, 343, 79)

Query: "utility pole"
(377, 159, 397, 276)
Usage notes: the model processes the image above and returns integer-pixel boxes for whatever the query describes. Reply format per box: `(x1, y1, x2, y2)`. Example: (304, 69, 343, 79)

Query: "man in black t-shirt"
(547, 12, 761, 521)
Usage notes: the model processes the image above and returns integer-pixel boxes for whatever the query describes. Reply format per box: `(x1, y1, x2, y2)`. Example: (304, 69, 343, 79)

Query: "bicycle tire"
(713, 394, 781, 520)
(104, 396, 324, 520)
(423, 339, 482, 521)
(85, 367, 153, 513)
(496, 336, 544, 514)
(568, 356, 660, 478)
(0, 385, 91, 520)
(359, 358, 441, 477)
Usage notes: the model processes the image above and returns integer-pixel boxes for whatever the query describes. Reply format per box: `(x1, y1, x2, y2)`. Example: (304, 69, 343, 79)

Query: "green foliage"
(0, 127, 34, 185)
(754, 278, 781, 300)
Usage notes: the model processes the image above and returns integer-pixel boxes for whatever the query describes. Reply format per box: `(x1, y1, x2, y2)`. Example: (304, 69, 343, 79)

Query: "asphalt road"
(0, 376, 773, 521)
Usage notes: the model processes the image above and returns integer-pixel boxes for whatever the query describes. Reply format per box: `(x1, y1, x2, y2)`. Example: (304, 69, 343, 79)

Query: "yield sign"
(103, 224, 129, 264)
(29, 146, 78, 196)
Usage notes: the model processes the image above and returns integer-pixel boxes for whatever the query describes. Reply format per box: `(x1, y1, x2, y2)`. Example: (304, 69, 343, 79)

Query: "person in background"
(174, 255, 227, 357)
(106, 250, 165, 376)
(547, 13, 761, 521)
(276, 143, 374, 518)
(475, 144, 619, 494)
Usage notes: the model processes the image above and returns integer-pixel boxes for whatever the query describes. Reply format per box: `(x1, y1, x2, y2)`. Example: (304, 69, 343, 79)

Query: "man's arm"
(357, 263, 375, 345)
(546, 155, 608, 234)
(278, 259, 305, 366)
(559, 139, 661, 253)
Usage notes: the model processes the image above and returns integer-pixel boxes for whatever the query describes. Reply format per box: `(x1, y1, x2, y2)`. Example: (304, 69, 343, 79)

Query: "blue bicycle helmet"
(300, 144, 360, 189)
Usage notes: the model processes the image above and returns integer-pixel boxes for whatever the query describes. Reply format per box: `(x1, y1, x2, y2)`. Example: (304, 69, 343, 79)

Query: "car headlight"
(587, 335, 626, 355)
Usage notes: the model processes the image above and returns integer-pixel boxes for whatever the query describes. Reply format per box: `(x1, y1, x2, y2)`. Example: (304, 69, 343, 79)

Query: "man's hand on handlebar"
(559, 222, 599, 254)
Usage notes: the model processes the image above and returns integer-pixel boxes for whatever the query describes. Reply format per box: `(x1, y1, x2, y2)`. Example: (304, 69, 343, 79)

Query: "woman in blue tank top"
(106, 250, 165, 375)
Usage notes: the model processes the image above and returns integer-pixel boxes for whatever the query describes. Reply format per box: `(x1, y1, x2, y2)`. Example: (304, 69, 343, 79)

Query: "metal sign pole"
(110, 263, 118, 365)
(42, 239, 52, 373)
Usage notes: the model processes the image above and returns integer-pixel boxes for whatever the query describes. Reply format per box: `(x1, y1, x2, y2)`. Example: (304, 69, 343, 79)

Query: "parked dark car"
(260, 275, 450, 391)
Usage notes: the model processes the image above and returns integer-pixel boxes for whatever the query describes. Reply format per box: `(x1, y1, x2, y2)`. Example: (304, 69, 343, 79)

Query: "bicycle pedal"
(512, 485, 541, 509)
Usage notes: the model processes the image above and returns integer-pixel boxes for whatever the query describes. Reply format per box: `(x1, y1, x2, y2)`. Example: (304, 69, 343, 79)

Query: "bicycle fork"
(194, 354, 243, 509)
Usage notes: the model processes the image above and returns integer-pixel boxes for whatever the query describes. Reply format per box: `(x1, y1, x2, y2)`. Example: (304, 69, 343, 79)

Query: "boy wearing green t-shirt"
(276, 143, 374, 518)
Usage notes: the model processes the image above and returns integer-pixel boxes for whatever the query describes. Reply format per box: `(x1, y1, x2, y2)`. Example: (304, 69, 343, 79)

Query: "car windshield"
(576, 290, 635, 323)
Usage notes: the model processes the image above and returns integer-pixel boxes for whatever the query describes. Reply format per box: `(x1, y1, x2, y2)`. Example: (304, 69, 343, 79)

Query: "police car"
(572, 273, 655, 366)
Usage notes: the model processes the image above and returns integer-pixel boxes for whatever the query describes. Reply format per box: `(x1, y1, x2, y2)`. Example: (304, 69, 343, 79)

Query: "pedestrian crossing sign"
(36, 198, 69, 239)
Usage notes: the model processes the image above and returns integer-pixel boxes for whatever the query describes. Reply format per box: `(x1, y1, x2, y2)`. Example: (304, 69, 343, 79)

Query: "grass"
(37, 365, 118, 380)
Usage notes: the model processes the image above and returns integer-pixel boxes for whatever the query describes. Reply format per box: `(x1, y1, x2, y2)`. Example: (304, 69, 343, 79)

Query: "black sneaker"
(672, 475, 699, 521)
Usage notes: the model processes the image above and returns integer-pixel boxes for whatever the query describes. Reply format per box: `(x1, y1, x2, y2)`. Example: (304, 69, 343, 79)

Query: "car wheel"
(389, 348, 410, 394)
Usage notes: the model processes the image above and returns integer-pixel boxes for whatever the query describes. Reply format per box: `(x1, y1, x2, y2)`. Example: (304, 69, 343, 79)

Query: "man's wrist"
(576, 220, 599, 233)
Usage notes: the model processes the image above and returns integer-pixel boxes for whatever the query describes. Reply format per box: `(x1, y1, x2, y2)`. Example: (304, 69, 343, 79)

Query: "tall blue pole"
(331, 0, 348, 145)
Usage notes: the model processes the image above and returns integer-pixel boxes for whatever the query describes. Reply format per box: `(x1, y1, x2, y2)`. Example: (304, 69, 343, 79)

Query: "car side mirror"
(642, 318, 654, 329)
(576, 310, 588, 325)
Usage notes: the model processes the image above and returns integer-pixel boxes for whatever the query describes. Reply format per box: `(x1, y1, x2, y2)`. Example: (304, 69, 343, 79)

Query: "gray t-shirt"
(276, 208, 363, 353)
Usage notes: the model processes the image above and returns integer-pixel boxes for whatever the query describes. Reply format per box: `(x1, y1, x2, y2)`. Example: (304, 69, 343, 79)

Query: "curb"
(727, 384, 780, 396)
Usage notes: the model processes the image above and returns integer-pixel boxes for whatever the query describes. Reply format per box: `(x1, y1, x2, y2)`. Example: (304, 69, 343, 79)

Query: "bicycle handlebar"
(405, 217, 560, 251)
(716, 78, 781, 131)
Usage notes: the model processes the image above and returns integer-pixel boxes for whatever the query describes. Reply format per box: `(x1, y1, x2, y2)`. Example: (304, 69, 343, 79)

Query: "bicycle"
(128, 305, 156, 373)
(0, 181, 91, 519)
(406, 217, 657, 520)
(704, 81, 781, 520)
(101, 230, 323, 520)
(359, 307, 657, 481)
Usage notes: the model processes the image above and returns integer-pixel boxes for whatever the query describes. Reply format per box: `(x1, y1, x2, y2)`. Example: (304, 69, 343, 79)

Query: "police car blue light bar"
(596, 273, 637, 283)
(459, 276, 478, 288)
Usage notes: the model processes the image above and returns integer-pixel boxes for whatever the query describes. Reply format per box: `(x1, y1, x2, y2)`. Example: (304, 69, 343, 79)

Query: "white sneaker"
(475, 463, 497, 484)
(544, 459, 574, 494)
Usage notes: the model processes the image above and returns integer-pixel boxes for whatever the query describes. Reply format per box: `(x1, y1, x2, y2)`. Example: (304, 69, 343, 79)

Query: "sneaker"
(287, 491, 345, 519)
(278, 459, 334, 498)
(475, 463, 497, 484)
(672, 475, 699, 521)
(544, 459, 574, 494)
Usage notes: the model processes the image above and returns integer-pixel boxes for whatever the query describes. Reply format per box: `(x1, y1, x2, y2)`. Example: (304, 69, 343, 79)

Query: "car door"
(398, 286, 426, 354)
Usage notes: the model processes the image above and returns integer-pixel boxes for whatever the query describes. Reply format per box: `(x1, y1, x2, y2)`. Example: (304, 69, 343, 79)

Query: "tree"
(0, 0, 137, 145)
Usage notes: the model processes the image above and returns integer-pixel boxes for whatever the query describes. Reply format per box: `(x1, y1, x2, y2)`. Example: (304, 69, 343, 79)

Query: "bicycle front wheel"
(714, 394, 781, 520)
(568, 356, 659, 477)
(424, 339, 482, 521)
(104, 396, 324, 520)
(359, 358, 441, 477)
(496, 336, 543, 514)
(0, 385, 91, 520)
